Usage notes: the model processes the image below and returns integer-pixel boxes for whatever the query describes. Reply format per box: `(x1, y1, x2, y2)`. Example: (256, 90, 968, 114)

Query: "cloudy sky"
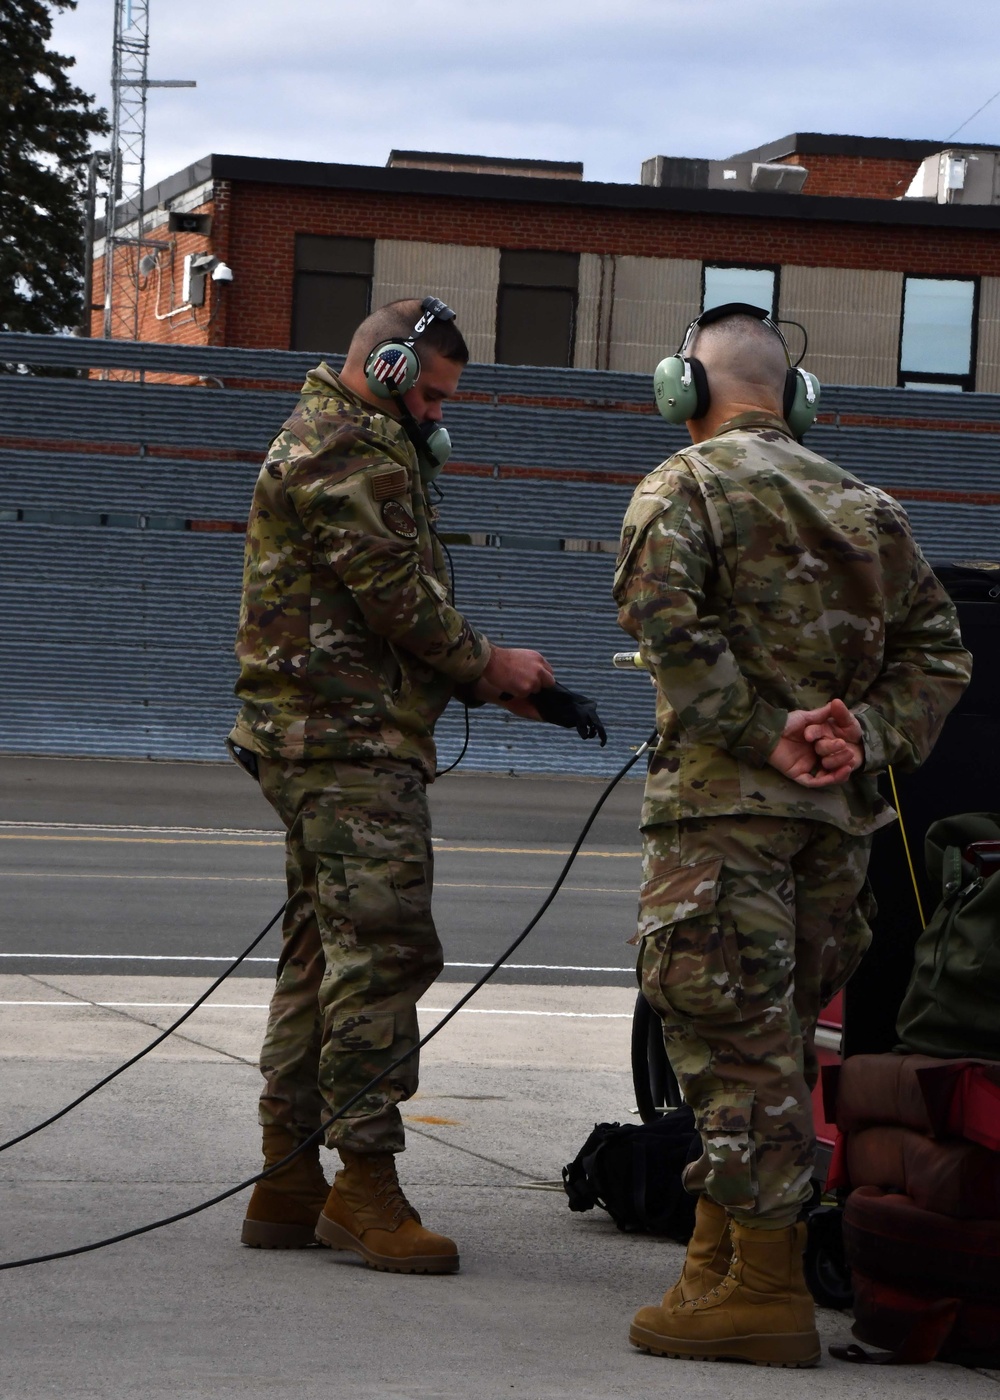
(52, 0, 1000, 188)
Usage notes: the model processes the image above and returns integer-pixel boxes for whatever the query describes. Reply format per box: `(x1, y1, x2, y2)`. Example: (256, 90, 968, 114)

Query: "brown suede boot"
(315, 1150, 459, 1274)
(661, 1194, 733, 1309)
(630, 1219, 820, 1367)
(241, 1125, 330, 1249)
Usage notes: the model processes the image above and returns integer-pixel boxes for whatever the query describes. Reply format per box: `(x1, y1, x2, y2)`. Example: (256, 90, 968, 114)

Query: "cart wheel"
(631, 991, 683, 1123)
(804, 1204, 854, 1310)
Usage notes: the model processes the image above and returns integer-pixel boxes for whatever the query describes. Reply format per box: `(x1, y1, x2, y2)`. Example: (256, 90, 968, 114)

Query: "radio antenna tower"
(102, 0, 195, 342)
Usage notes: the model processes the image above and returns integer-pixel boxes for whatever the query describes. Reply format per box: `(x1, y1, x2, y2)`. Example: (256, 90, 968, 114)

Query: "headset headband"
(679, 301, 792, 364)
(405, 295, 456, 351)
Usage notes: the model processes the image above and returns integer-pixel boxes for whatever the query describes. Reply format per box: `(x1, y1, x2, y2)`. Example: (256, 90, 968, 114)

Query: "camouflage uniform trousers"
(254, 754, 443, 1156)
(637, 814, 873, 1228)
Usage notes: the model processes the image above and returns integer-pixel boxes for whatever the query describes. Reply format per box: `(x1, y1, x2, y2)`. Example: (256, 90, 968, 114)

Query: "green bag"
(896, 813, 1000, 1061)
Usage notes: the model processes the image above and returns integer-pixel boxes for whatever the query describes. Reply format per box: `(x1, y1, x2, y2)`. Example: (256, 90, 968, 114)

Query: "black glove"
(529, 682, 608, 746)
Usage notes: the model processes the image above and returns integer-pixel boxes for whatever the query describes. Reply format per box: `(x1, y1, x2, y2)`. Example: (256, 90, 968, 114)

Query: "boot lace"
(370, 1161, 418, 1227)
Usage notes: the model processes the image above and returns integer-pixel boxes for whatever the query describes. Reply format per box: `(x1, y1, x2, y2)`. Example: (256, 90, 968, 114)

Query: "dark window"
(702, 263, 778, 317)
(898, 276, 978, 391)
(496, 250, 579, 366)
(291, 236, 374, 353)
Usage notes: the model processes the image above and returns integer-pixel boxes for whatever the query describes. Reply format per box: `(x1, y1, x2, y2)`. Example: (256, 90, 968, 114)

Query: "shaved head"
(689, 314, 789, 415)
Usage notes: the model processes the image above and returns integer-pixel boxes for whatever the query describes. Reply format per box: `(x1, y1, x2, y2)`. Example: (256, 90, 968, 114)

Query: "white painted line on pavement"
(0, 1000, 631, 1019)
(0, 954, 635, 972)
(0, 953, 279, 961)
(421, 1008, 632, 1019)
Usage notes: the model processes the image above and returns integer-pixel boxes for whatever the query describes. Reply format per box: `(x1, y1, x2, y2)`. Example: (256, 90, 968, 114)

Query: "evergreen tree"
(0, 0, 107, 336)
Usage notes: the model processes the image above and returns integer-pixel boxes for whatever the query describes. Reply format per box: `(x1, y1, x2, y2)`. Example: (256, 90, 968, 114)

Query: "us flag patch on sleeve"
(370, 467, 409, 501)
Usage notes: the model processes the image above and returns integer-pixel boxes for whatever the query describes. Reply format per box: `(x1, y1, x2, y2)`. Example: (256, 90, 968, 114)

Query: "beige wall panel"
(373, 240, 500, 364)
(975, 277, 1000, 394)
(574, 254, 620, 370)
(574, 253, 602, 370)
(779, 267, 902, 387)
(606, 257, 702, 375)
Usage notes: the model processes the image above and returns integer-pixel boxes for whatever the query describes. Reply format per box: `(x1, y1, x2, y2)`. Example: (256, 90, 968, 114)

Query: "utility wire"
(0, 740, 650, 1271)
(946, 85, 1000, 141)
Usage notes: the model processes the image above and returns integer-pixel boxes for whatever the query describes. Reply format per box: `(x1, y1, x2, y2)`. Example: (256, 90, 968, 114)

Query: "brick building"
(91, 132, 1000, 392)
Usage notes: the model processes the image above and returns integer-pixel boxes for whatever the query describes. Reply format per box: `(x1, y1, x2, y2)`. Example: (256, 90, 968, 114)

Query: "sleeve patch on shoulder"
(370, 467, 409, 502)
(616, 524, 636, 567)
(381, 500, 419, 540)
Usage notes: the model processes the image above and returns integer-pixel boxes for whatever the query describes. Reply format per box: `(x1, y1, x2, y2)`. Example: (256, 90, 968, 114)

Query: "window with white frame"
(899, 276, 977, 391)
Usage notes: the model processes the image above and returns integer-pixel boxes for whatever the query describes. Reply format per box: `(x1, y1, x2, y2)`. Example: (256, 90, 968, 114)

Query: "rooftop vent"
(750, 162, 809, 193)
(643, 157, 808, 193)
(903, 149, 1000, 204)
(387, 151, 583, 180)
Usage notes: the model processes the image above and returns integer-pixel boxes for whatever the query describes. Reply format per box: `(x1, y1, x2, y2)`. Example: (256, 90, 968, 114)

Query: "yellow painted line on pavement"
(0, 871, 633, 894)
(0, 834, 280, 848)
(0, 871, 285, 882)
(439, 881, 634, 893)
(435, 845, 639, 858)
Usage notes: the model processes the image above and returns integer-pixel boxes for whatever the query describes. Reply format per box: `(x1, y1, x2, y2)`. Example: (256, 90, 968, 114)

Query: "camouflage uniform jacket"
(230, 365, 491, 777)
(613, 412, 972, 836)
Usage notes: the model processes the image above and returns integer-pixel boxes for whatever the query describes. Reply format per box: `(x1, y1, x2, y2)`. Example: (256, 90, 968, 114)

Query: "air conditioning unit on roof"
(903, 149, 1000, 204)
(750, 162, 808, 193)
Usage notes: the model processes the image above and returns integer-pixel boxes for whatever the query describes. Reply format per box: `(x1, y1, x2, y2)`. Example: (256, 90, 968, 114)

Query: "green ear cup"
(418, 424, 451, 482)
(654, 355, 701, 423)
(784, 368, 821, 438)
(364, 341, 421, 400)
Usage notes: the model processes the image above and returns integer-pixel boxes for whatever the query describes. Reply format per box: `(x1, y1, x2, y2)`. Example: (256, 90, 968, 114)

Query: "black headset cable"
(0, 902, 287, 1155)
(429, 481, 472, 778)
(0, 739, 652, 1271)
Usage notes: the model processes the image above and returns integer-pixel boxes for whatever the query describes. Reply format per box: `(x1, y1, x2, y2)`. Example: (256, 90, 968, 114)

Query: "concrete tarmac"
(0, 757, 997, 1397)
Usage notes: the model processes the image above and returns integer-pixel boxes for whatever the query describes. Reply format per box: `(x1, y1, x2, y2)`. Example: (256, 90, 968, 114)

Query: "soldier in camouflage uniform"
(231, 299, 553, 1274)
(615, 310, 971, 1364)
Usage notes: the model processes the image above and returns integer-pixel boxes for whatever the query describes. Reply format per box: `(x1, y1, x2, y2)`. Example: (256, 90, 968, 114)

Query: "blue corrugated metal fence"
(1, 333, 997, 773)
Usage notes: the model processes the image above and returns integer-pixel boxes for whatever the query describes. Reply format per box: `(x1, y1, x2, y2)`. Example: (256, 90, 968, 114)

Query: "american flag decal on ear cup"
(369, 346, 410, 388)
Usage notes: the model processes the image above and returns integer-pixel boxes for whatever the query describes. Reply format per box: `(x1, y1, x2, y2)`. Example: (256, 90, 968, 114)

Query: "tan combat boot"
(315, 1150, 459, 1274)
(661, 1194, 733, 1309)
(630, 1219, 820, 1367)
(241, 1125, 330, 1248)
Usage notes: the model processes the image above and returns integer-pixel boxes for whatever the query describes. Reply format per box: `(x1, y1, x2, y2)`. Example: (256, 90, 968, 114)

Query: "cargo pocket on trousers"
(637, 858, 742, 1025)
(823, 877, 876, 1003)
(327, 1008, 396, 1053)
(694, 1092, 757, 1213)
(337, 855, 436, 944)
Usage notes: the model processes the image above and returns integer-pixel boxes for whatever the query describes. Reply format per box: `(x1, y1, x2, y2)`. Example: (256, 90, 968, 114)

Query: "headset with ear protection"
(653, 301, 820, 439)
(364, 295, 456, 400)
(363, 295, 457, 480)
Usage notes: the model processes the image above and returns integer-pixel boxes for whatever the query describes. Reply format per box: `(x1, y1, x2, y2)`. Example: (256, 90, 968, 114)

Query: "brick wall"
(89, 190, 228, 358)
(777, 152, 922, 199)
(222, 180, 1000, 350)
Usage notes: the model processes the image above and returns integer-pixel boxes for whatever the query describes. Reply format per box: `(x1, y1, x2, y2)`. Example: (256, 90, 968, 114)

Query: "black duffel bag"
(562, 1107, 700, 1240)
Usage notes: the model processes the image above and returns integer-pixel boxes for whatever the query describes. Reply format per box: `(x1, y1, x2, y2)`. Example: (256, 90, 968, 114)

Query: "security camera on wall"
(182, 253, 233, 305)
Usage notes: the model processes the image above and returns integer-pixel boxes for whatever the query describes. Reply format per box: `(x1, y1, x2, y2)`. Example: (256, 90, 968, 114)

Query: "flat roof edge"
(122, 152, 1000, 232)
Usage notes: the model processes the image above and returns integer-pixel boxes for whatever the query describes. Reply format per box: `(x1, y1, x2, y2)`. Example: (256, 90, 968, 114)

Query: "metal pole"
(80, 151, 106, 338)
